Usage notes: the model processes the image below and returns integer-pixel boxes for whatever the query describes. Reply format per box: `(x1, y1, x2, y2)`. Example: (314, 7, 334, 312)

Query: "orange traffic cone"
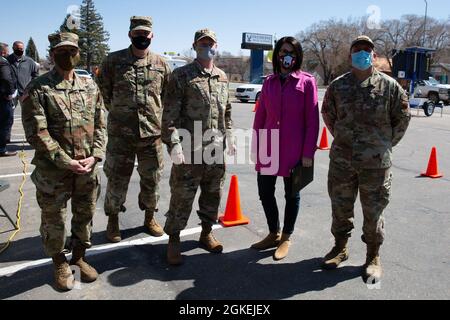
(421, 147, 443, 178)
(318, 128, 331, 150)
(253, 100, 260, 113)
(219, 175, 250, 227)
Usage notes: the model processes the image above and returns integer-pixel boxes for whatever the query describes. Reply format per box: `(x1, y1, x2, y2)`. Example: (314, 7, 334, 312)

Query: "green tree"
(79, 0, 110, 71)
(51, 2, 109, 71)
(25, 37, 40, 62)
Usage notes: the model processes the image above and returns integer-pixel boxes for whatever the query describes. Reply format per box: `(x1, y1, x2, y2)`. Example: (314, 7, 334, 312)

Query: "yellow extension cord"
(0, 150, 27, 254)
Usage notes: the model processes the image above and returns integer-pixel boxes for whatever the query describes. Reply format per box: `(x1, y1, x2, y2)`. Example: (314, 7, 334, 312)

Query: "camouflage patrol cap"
(351, 35, 375, 50)
(130, 16, 153, 32)
(48, 32, 79, 50)
(194, 29, 217, 43)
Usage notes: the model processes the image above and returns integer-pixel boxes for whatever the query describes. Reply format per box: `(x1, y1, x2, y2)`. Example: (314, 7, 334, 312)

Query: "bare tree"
(297, 14, 450, 83)
(182, 49, 195, 61)
(298, 18, 358, 85)
(215, 53, 250, 81)
(423, 16, 450, 64)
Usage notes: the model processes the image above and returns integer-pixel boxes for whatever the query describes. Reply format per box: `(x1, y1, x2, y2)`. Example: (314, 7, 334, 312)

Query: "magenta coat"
(253, 70, 320, 177)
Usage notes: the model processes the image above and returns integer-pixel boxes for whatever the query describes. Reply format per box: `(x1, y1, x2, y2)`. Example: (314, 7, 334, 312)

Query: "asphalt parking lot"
(0, 88, 449, 300)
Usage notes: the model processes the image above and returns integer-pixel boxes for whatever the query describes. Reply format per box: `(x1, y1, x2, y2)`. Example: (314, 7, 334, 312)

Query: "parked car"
(74, 69, 92, 79)
(414, 76, 450, 104)
(235, 77, 266, 103)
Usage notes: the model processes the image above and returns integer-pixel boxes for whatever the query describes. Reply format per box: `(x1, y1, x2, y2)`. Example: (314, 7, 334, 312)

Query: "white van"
(166, 58, 188, 71)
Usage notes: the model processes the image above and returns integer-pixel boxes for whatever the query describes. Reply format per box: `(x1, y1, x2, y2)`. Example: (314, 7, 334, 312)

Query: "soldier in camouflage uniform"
(97, 16, 171, 243)
(21, 33, 107, 291)
(321, 36, 411, 282)
(162, 29, 235, 265)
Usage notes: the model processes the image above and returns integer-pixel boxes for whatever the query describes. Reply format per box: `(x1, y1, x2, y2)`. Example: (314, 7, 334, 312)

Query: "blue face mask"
(351, 50, 373, 71)
(196, 45, 216, 61)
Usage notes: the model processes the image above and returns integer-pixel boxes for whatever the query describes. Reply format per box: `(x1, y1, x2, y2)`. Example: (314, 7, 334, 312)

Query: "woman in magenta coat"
(252, 37, 320, 260)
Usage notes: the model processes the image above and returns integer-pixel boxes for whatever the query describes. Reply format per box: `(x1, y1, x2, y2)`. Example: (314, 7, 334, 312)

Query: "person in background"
(0, 42, 17, 157)
(7, 40, 39, 143)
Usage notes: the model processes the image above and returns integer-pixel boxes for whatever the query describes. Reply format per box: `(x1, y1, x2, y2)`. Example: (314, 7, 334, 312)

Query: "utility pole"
(423, 0, 428, 47)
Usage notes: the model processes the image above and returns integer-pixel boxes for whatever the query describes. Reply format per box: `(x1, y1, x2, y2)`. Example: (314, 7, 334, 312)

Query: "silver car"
(235, 77, 266, 103)
(74, 69, 92, 79)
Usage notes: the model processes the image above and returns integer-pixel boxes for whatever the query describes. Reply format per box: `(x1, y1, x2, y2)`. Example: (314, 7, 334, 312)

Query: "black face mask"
(54, 52, 80, 71)
(14, 49, 24, 57)
(131, 36, 151, 50)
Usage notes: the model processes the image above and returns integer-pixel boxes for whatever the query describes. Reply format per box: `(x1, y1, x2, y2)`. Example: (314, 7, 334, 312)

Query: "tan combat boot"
(167, 233, 183, 266)
(251, 232, 281, 250)
(70, 245, 98, 283)
(52, 253, 75, 291)
(273, 233, 291, 261)
(364, 244, 382, 282)
(199, 222, 223, 254)
(106, 215, 121, 243)
(144, 211, 164, 237)
(322, 237, 349, 270)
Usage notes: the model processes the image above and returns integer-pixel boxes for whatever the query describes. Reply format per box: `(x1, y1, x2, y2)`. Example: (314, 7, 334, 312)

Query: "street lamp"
(423, 0, 428, 47)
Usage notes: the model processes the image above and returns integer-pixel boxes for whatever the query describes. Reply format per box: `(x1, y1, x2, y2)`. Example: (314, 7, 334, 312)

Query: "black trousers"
(0, 99, 13, 153)
(257, 173, 301, 235)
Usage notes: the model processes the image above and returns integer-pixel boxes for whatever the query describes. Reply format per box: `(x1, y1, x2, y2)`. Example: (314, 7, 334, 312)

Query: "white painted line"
(0, 172, 32, 179)
(0, 163, 140, 180)
(0, 225, 223, 277)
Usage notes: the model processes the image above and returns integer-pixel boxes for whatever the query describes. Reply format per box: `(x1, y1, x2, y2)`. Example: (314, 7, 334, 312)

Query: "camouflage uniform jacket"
(162, 60, 233, 153)
(22, 68, 107, 176)
(98, 47, 171, 138)
(322, 69, 411, 169)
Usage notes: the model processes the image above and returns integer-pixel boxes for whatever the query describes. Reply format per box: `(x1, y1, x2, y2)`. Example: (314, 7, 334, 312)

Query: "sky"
(0, 0, 449, 59)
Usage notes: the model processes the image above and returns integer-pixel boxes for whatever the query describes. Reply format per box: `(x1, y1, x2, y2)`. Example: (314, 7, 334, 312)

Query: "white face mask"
(280, 55, 296, 70)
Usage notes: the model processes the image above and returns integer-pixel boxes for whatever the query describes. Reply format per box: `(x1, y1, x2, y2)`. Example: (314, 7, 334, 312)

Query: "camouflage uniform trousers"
(104, 135, 163, 216)
(328, 160, 393, 245)
(164, 163, 226, 235)
(35, 169, 100, 258)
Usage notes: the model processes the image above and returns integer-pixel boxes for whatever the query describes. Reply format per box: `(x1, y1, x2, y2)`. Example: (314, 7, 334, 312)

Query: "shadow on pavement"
(0, 227, 150, 264)
(0, 237, 362, 300)
(0, 235, 47, 263)
(104, 241, 362, 300)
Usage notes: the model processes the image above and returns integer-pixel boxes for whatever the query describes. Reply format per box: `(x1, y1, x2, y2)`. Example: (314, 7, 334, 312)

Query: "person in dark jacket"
(0, 43, 17, 157)
(7, 41, 39, 143)
(7, 41, 39, 97)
